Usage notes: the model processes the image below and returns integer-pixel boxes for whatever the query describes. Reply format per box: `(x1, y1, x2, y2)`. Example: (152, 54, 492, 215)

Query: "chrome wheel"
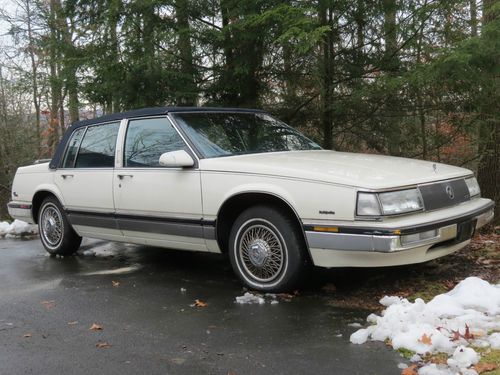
(41, 204, 63, 248)
(238, 222, 285, 282)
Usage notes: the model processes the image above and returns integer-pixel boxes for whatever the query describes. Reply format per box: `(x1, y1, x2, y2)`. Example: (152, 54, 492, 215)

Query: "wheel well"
(32, 191, 57, 224)
(216, 193, 307, 253)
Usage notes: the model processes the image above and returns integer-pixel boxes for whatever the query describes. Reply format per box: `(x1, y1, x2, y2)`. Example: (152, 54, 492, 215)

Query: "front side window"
(74, 122, 120, 168)
(62, 127, 85, 168)
(124, 117, 187, 167)
(172, 112, 321, 158)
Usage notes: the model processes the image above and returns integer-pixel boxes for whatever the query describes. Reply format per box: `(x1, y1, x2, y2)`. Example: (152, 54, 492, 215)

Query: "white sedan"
(8, 107, 494, 291)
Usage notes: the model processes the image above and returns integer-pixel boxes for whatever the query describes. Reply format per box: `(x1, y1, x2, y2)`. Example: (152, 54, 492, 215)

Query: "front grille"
(418, 179, 470, 211)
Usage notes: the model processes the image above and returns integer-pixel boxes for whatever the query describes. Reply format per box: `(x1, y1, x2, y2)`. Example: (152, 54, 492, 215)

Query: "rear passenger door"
(113, 116, 205, 251)
(55, 121, 121, 239)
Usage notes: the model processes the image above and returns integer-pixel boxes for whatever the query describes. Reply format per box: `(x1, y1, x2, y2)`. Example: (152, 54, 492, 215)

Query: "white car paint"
(8, 113, 494, 269)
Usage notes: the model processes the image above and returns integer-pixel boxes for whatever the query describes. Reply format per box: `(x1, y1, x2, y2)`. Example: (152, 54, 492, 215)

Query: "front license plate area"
(456, 220, 476, 243)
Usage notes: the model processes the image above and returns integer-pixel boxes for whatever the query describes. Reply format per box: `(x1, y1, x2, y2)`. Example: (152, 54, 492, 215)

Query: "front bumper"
(305, 199, 494, 268)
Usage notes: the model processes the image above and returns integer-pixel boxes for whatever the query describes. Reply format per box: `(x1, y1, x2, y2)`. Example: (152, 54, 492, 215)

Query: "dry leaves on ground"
(40, 300, 55, 310)
(112, 281, 120, 287)
(473, 363, 498, 374)
(193, 299, 208, 307)
(401, 364, 418, 375)
(67, 321, 78, 325)
(23, 333, 31, 338)
(89, 323, 103, 331)
(95, 341, 111, 349)
(418, 333, 433, 345)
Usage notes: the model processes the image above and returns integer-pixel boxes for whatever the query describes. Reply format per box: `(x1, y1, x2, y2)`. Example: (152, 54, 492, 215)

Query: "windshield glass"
(172, 112, 321, 158)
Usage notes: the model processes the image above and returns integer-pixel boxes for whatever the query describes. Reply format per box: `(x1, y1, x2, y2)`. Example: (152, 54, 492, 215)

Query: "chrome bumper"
(7, 202, 33, 223)
(305, 202, 494, 253)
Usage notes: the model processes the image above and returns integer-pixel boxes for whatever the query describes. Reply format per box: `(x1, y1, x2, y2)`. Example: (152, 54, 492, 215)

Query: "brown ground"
(317, 226, 500, 312)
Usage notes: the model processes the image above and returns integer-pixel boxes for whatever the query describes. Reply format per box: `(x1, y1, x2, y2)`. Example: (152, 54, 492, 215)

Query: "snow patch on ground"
(235, 292, 288, 305)
(0, 220, 38, 237)
(349, 277, 500, 374)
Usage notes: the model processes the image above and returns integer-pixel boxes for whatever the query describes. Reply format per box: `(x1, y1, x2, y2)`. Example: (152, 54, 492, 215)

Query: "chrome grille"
(418, 179, 470, 211)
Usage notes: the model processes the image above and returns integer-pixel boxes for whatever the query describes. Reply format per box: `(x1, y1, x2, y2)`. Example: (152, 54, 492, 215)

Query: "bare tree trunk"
(470, 0, 478, 37)
(382, 0, 401, 155)
(24, 0, 41, 157)
(48, 0, 62, 156)
(175, 0, 197, 106)
(319, 0, 334, 150)
(477, 0, 499, 224)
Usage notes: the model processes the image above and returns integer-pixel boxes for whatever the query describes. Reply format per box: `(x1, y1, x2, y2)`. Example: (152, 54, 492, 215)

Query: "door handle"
(61, 174, 74, 179)
(117, 174, 134, 180)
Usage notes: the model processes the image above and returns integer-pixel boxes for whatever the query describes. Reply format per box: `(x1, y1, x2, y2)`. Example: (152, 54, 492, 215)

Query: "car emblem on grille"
(445, 185, 455, 199)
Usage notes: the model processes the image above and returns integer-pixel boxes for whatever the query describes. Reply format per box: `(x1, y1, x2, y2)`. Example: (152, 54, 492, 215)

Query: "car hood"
(199, 150, 472, 189)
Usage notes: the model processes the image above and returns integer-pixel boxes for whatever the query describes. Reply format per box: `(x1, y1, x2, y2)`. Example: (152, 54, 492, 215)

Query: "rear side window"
(124, 117, 187, 167)
(62, 128, 85, 168)
(75, 122, 120, 168)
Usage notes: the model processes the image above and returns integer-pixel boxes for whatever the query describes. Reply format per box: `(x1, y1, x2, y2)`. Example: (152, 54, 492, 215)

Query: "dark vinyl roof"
(73, 106, 266, 128)
(49, 106, 266, 169)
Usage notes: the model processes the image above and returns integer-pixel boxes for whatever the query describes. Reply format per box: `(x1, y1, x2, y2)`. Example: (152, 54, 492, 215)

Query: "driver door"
(112, 116, 206, 251)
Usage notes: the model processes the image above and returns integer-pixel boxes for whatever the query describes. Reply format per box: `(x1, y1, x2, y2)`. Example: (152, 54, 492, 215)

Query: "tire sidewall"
(38, 197, 80, 255)
(229, 206, 306, 291)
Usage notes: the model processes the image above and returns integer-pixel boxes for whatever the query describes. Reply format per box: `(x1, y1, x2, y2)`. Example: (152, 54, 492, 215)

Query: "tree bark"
(477, 0, 499, 224)
(319, 0, 334, 150)
(25, 0, 41, 156)
(175, 0, 197, 106)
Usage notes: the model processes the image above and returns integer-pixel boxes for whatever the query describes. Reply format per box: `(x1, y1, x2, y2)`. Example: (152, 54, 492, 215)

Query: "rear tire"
(38, 196, 82, 256)
(229, 205, 308, 292)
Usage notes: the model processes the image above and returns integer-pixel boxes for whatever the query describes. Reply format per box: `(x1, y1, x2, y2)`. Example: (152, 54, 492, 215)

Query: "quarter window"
(62, 127, 85, 168)
(74, 122, 120, 168)
(124, 118, 187, 167)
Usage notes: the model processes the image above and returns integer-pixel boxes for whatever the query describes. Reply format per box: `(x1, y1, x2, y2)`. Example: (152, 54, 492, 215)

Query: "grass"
(474, 348, 500, 375)
(408, 281, 449, 303)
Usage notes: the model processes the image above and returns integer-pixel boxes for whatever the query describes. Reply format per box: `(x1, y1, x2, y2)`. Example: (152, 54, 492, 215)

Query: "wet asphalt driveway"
(0, 238, 405, 375)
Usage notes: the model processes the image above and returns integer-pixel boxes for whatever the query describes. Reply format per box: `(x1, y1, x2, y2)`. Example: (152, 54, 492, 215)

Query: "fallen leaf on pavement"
(95, 341, 111, 349)
(89, 323, 103, 331)
(418, 333, 432, 345)
(194, 299, 208, 307)
(322, 283, 337, 293)
(40, 300, 55, 310)
(23, 333, 32, 338)
(227, 370, 237, 375)
(474, 363, 498, 374)
(112, 281, 120, 287)
(277, 293, 295, 301)
(401, 365, 418, 375)
(67, 321, 78, 325)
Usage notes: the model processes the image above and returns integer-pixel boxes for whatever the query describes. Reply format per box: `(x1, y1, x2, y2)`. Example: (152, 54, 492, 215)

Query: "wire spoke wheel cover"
(237, 220, 286, 283)
(41, 203, 64, 248)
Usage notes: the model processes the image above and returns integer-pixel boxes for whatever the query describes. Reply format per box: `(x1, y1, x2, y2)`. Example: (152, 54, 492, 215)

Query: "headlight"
(357, 192, 381, 216)
(465, 177, 480, 197)
(357, 189, 424, 217)
(378, 189, 424, 215)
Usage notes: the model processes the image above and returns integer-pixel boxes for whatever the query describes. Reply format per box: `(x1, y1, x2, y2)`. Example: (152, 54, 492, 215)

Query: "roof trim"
(72, 106, 265, 128)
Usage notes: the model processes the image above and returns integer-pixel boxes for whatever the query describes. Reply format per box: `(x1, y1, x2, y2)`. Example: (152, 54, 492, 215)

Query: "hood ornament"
(433, 163, 437, 173)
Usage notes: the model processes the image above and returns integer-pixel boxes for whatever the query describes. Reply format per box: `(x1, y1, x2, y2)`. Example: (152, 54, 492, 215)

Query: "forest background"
(0, 0, 498, 224)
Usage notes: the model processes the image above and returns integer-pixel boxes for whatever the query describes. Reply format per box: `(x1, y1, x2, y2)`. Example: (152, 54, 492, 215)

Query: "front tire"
(38, 197, 82, 256)
(229, 205, 308, 292)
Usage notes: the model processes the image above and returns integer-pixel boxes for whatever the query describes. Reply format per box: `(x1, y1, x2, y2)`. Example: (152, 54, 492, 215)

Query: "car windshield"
(172, 112, 322, 158)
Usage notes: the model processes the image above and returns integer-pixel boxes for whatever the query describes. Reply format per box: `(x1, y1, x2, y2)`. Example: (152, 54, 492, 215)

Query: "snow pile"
(235, 292, 286, 305)
(0, 220, 38, 237)
(235, 292, 265, 304)
(350, 277, 500, 374)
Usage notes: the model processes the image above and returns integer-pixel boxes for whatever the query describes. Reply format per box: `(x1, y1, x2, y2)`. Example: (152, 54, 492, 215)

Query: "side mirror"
(159, 150, 195, 168)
